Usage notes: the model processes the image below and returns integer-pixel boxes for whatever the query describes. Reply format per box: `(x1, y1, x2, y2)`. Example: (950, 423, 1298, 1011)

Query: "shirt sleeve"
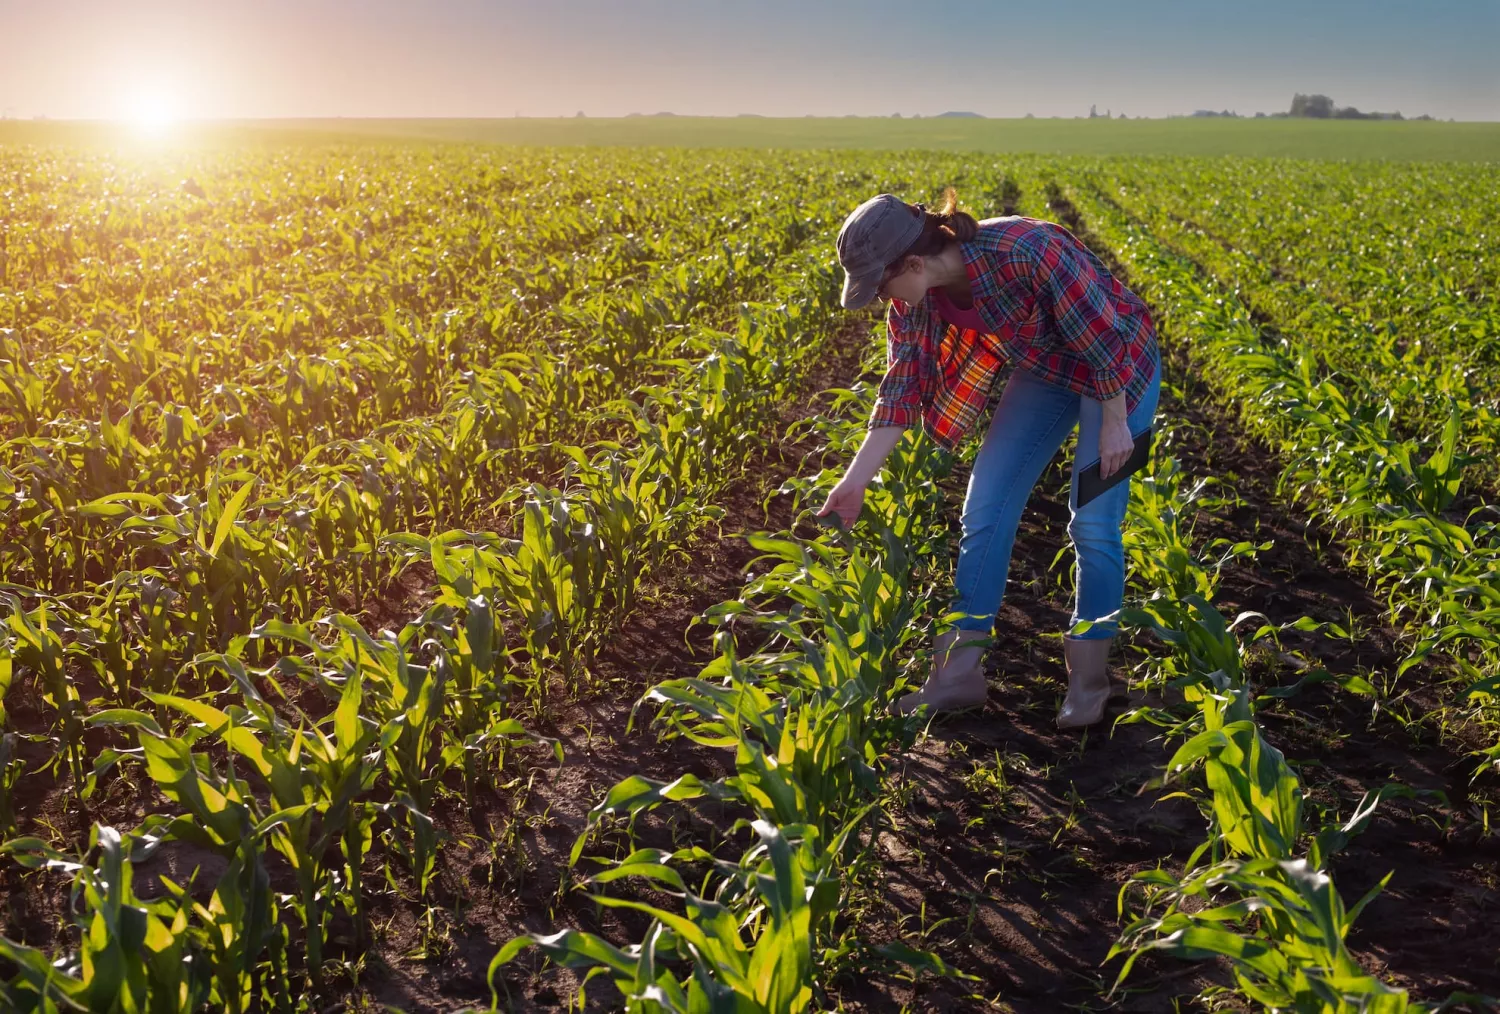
(1029, 226, 1134, 401)
(867, 303, 921, 429)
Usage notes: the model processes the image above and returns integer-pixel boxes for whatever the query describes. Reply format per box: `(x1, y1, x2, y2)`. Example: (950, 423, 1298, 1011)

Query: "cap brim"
(841, 268, 881, 310)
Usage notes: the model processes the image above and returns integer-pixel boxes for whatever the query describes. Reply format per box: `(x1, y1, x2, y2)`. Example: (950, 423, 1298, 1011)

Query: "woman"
(816, 188, 1160, 729)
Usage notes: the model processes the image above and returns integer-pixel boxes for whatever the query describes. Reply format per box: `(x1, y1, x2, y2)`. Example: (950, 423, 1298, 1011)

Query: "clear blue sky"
(2, 0, 1496, 120)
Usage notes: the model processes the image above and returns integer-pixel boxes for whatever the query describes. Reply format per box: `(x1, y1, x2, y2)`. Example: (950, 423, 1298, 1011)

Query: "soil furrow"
(360, 312, 879, 1010)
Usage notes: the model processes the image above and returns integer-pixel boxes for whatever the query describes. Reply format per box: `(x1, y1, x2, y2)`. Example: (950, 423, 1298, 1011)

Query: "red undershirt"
(931, 287, 988, 333)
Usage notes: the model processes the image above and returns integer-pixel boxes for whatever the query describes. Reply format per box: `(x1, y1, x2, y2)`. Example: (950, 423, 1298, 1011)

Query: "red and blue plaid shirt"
(869, 216, 1158, 453)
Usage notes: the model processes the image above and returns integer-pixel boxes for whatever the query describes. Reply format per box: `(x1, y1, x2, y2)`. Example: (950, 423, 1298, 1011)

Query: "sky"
(2, 0, 1496, 122)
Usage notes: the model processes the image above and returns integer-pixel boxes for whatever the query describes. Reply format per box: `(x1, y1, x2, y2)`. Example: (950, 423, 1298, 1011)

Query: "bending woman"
(816, 189, 1160, 729)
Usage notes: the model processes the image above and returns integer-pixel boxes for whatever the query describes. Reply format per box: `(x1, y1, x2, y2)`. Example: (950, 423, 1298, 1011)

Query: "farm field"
(1, 138, 1498, 1013)
(6, 117, 1500, 162)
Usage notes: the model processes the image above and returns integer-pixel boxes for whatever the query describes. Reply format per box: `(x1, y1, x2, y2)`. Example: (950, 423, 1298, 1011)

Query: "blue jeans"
(950, 350, 1161, 639)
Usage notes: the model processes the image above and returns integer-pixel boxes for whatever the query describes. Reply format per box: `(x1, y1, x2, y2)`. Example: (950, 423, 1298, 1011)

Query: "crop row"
(489, 330, 963, 1010)
(1106, 433, 1430, 1011)
(1094, 158, 1500, 493)
(1055, 173, 1500, 774)
(961, 171, 1411, 1008)
(1003, 170, 1466, 1009)
(1010, 166, 1448, 1006)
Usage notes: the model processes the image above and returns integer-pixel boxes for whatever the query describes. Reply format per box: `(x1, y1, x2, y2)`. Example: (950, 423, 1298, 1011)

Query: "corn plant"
(1110, 674, 1423, 1012)
(0, 825, 219, 1013)
(493, 822, 838, 1013)
(74, 704, 289, 1010)
(5, 597, 87, 790)
(93, 650, 380, 995)
(1113, 857, 1413, 1014)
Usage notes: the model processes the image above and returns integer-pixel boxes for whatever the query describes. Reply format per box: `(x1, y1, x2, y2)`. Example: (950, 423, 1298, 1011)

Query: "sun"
(126, 91, 178, 134)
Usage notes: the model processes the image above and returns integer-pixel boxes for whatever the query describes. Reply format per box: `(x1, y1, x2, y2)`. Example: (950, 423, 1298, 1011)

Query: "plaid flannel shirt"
(869, 216, 1158, 454)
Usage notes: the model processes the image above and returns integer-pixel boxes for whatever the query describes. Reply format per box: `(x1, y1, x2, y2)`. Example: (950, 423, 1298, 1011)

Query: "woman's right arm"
(817, 425, 907, 526)
(817, 308, 922, 526)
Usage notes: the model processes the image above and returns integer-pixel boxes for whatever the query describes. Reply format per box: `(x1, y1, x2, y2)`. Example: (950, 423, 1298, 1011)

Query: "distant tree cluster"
(1289, 93, 1335, 117)
(1285, 93, 1429, 120)
(1170, 95, 1440, 121)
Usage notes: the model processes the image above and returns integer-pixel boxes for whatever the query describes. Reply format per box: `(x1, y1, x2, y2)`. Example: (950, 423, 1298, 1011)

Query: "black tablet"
(1075, 427, 1153, 508)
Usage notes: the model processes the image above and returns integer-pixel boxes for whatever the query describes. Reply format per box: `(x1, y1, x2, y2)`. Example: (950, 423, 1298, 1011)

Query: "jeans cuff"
(1068, 621, 1117, 640)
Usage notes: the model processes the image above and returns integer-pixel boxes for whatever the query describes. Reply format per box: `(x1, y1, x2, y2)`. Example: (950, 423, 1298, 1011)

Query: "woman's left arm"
(1030, 228, 1136, 477)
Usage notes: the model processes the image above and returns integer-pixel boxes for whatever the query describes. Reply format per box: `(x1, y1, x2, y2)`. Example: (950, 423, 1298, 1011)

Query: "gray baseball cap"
(836, 193, 925, 310)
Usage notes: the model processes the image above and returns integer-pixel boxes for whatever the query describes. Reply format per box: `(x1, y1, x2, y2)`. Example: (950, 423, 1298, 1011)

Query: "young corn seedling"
(1064, 356, 1420, 1010)
(492, 821, 835, 1014)
(5, 597, 87, 791)
(0, 825, 217, 1013)
(94, 647, 380, 997)
(1110, 679, 1423, 1012)
(78, 703, 288, 1010)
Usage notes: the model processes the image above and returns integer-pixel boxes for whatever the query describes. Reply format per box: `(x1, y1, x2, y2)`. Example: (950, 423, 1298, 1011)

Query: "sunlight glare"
(127, 91, 178, 135)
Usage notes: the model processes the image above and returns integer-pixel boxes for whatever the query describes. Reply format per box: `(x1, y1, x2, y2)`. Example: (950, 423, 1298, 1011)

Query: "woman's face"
(878, 254, 932, 306)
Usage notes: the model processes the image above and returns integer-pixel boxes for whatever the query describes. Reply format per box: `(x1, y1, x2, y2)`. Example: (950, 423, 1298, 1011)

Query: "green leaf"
(207, 479, 256, 558)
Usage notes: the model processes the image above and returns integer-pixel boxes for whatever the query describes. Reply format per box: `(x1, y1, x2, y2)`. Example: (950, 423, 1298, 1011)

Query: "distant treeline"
(1286, 93, 1429, 120)
(1191, 94, 1436, 121)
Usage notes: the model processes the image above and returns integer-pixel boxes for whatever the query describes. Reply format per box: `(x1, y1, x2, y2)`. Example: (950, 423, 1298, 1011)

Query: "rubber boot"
(1057, 634, 1114, 729)
(894, 628, 989, 717)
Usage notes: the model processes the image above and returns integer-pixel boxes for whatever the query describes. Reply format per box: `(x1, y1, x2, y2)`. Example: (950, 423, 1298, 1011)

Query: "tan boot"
(894, 628, 989, 717)
(1057, 634, 1115, 729)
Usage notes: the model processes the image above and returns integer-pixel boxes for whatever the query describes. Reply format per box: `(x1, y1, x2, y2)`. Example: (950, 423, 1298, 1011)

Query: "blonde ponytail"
(900, 186, 979, 258)
(932, 186, 979, 241)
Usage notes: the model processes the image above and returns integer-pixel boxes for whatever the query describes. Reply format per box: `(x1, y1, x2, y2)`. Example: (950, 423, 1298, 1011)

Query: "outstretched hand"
(817, 478, 867, 529)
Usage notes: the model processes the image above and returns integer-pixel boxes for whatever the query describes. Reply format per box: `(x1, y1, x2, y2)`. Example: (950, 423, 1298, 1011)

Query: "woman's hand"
(818, 426, 906, 527)
(817, 476, 868, 528)
(1098, 397, 1133, 479)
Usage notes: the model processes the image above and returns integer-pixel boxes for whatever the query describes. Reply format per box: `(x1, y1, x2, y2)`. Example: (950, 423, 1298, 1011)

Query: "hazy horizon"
(3, 0, 1496, 123)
